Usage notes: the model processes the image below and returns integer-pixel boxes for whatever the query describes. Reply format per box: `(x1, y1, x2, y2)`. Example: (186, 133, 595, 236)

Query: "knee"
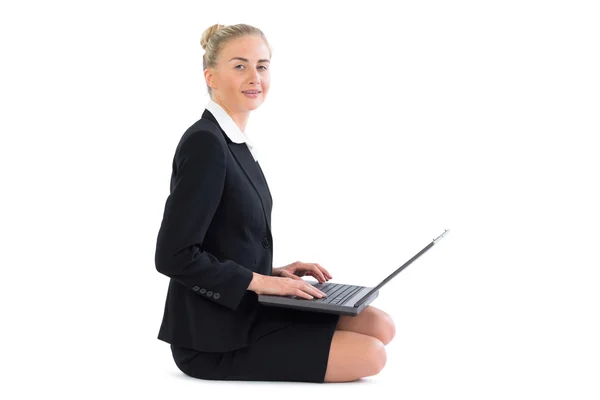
(365, 338, 387, 377)
(378, 314, 396, 345)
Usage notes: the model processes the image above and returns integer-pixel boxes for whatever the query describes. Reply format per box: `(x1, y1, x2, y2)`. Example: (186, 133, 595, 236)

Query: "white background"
(1, 0, 599, 399)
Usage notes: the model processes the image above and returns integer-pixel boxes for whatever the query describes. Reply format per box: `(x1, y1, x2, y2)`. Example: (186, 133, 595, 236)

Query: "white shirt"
(205, 98, 259, 162)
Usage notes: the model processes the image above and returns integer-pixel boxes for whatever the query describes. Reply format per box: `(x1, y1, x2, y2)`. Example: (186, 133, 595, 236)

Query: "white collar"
(205, 98, 255, 149)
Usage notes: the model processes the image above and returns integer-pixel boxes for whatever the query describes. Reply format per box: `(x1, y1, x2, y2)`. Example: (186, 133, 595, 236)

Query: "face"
(205, 35, 271, 114)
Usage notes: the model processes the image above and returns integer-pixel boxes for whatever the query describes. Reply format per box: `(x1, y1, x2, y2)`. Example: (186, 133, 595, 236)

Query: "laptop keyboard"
(304, 282, 364, 305)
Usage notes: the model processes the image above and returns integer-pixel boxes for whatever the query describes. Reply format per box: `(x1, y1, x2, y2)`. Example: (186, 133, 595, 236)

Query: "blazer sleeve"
(155, 129, 254, 311)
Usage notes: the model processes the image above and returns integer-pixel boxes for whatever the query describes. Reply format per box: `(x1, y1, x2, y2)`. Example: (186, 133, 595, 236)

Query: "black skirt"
(170, 305, 341, 383)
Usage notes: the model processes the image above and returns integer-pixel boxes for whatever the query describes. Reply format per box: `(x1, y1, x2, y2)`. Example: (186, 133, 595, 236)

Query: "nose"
(248, 68, 261, 84)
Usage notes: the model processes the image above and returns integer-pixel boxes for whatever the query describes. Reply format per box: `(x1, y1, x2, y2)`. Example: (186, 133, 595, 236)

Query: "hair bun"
(200, 24, 226, 50)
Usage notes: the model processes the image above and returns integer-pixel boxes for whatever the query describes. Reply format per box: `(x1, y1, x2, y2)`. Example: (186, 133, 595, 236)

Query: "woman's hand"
(251, 274, 327, 299)
(272, 261, 333, 284)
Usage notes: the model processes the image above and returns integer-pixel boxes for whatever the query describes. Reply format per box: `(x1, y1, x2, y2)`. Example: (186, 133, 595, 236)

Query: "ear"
(204, 68, 216, 89)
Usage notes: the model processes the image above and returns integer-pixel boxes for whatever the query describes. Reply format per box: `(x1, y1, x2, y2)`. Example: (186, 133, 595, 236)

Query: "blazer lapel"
(256, 162, 273, 204)
(202, 110, 272, 233)
(228, 144, 272, 233)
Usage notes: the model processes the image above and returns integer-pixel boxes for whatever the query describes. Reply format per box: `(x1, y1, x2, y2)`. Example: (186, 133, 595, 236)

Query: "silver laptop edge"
(354, 229, 450, 307)
(259, 229, 450, 315)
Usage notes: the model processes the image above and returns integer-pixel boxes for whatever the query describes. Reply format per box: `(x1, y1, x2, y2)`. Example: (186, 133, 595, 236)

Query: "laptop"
(258, 229, 450, 316)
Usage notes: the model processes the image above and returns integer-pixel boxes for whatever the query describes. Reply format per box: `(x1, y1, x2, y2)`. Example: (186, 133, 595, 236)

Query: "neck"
(212, 97, 249, 133)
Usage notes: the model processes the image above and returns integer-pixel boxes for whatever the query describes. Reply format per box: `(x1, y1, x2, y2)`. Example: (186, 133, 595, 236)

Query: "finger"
(311, 272, 327, 284)
(316, 263, 333, 279)
(308, 283, 326, 298)
(303, 281, 326, 297)
(307, 271, 324, 283)
(282, 270, 303, 281)
(310, 264, 327, 283)
(295, 281, 325, 298)
(294, 288, 313, 299)
(303, 264, 324, 282)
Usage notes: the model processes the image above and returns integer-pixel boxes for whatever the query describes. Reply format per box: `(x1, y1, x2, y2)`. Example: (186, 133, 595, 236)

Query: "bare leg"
(323, 330, 386, 382)
(336, 305, 396, 345)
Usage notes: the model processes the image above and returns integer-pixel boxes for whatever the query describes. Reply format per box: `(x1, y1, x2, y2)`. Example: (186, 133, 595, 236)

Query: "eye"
(235, 65, 268, 71)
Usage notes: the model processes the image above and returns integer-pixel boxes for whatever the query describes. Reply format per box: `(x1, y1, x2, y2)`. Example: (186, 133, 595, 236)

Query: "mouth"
(242, 90, 262, 94)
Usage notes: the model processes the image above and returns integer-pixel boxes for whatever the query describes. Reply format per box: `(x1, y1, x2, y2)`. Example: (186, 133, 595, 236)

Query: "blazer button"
(192, 286, 200, 292)
(199, 288, 207, 294)
(213, 293, 220, 299)
(262, 236, 271, 248)
(206, 291, 213, 297)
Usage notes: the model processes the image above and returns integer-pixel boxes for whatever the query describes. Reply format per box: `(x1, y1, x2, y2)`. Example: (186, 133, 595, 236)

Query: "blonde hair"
(200, 23, 272, 97)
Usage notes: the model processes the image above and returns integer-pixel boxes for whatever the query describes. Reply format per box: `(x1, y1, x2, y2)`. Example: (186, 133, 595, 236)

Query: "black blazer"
(155, 109, 286, 352)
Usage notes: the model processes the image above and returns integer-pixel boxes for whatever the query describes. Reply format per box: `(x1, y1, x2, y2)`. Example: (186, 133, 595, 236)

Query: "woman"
(155, 23, 395, 383)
